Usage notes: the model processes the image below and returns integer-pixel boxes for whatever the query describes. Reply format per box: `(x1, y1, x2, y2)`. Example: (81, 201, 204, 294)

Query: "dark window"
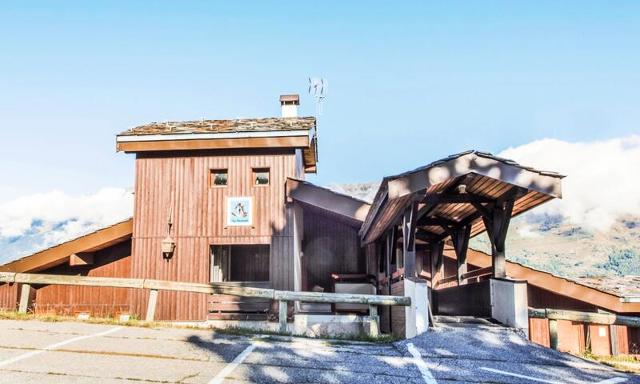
(253, 168, 270, 186)
(211, 245, 270, 282)
(210, 169, 228, 186)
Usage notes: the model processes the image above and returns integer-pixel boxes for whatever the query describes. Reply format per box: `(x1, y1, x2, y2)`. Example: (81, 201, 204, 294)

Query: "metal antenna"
(308, 77, 327, 116)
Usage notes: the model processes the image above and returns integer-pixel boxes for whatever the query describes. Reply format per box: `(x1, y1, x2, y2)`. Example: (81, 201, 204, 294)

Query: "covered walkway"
(359, 151, 564, 324)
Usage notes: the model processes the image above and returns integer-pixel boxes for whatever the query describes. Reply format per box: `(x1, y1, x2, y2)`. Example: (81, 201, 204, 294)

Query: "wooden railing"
(529, 308, 640, 352)
(435, 267, 493, 289)
(0, 272, 411, 336)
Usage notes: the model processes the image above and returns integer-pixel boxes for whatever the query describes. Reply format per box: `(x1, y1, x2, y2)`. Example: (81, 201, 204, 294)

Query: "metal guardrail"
(0, 272, 411, 336)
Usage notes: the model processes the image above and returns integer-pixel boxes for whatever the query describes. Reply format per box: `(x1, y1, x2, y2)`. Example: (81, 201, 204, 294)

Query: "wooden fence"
(529, 308, 640, 355)
(0, 272, 410, 336)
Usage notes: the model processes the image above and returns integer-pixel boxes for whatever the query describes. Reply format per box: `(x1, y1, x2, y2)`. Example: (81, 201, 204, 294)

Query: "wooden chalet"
(16, 94, 637, 347)
(0, 95, 373, 322)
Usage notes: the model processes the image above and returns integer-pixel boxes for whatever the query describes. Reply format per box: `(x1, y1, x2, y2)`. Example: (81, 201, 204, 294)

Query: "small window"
(253, 168, 270, 186)
(210, 169, 228, 187)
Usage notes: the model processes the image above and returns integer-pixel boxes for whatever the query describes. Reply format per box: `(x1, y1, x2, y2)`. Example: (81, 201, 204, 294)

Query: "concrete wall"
(490, 278, 528, 334)
(404, 278, 430, 339)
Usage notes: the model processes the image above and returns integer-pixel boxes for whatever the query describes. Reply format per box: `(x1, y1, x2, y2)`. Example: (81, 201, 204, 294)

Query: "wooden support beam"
(473, 189, 518, 279)
(420, 192, 494, 205)
(278, 300, 288, 333)
(402, 203, 418, 279)
(385, 230, 394, 291)
(429, 241, 444, 289)
(145, 289, 158, 321)
(69, 252, 94, 266)
(451, 224, 472, 285)
(415, 229, 445, 243)
(417, 216, 460, 227)
(18, 284, 32, 314)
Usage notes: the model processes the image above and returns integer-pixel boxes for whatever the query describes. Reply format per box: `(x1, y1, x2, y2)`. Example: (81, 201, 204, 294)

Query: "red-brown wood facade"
(130, 149, 302, 320)
(34, 240, 133, 317)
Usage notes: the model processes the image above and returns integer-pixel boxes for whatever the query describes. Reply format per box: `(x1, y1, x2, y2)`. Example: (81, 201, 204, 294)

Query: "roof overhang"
(361, 151, 565, 244)
(0, 219, 133, 273)
(387, 152, 562, 200)
(286, 178, 371, 226)
(116, 131, 311, 153)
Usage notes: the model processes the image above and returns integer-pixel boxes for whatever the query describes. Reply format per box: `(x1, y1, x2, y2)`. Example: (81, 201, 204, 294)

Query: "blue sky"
(1, 1, 639, 200)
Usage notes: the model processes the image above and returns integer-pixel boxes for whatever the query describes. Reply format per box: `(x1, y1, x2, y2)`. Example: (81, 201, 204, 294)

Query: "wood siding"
(301, 208, 363, 292)
(0, 282, 18, 311)
(132, 149, 299, 320)
(34, 240, 133, 317)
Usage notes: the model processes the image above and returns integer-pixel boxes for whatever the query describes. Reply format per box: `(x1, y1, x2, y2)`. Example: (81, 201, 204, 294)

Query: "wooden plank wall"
(301, 208, 363, 292)
(529, 319, 640, 356)
(528, 285, 599, 312)
(132, 149, 299, 320)
(0, 282, 18, 311)
(34, 240, 133, 317)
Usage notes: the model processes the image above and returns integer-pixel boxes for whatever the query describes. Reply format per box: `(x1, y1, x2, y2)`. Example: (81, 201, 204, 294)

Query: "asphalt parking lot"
(0, 319, 635, 383)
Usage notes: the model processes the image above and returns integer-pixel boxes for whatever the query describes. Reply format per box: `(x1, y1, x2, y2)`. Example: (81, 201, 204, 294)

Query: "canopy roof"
(361, 151, 565, 244)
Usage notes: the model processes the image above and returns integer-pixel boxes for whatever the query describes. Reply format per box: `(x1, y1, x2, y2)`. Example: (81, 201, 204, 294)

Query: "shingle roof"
(391, 150, 565, 181)
(118, 116, 316, 136)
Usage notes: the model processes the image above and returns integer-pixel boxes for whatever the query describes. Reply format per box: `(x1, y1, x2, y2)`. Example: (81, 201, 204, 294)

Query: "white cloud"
(0, 187, 133, 240)
(499, 135, 640, 231)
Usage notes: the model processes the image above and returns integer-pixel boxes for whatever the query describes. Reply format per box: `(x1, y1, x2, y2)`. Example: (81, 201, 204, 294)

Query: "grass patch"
(0, 310, 164, 328)
(580, 351, 640, 374)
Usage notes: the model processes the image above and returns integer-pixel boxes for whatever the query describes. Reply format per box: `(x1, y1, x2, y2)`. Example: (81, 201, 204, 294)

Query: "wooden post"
(451, 225, 471, 285)
(402, 203, 418, 279)
(278, 300, 288, 333)
(146, 289, 158, 321)
(292, 203, 304, 312)
(368, 304, 379, 338)
(479, 199, 514, 279)
(549, 319, 558, 350)
(18, 284, 32, 314)
(610, 325, 618, 356)
(384, 229, 395, 334)
(429, 241, 444, 289)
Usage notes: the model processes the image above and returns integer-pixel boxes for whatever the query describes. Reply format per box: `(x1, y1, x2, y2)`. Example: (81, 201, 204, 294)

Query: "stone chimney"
(280, 94, 299, 118)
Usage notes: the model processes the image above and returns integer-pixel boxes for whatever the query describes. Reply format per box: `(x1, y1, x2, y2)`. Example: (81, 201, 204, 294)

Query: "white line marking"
(595, 378, 627, 384)
(480, 367, 563, 384)
(0, 326, 123, 369)
(407, 343, 438, 384)
(208, 341, 257, 384)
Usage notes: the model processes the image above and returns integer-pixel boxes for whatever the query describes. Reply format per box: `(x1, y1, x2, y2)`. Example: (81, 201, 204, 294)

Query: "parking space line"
(595, 378, 627, 384)
(208, 342, 257, 384)
(407, 343, 438, 384)
(481, 367, 563, 383)
(0, 326, 123, 369)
